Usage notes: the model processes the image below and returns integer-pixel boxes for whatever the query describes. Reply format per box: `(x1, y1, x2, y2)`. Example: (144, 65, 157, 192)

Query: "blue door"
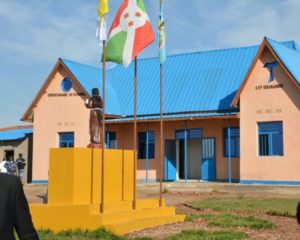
(164, 139, 176, 181)
(202, 138, 216, 180)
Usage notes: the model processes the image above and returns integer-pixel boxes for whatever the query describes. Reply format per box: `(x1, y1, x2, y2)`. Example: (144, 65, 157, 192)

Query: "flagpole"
(101, 38, 106, 213)
(133, 57, 137, 210)
(159, 0, 164, 208)
(159, 63, 164, 207)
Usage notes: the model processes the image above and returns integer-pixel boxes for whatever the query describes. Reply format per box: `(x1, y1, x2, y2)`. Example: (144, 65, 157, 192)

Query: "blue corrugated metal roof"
(61, 38, 299, 118)
(0, 128, 33, 141)
(267, 38, 300, 85)
(61, 59, 123, 116)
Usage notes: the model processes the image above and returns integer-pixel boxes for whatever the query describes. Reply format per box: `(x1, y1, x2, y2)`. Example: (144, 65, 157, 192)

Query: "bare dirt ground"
(24, 183, 300, 240)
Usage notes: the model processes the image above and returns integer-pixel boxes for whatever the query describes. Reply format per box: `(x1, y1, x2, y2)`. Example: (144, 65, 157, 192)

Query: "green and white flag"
(105, 0, 155, 67)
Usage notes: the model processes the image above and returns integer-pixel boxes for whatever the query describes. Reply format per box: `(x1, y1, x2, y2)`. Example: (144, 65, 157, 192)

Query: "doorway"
(177, 139, 202, 180)
(188, 139, 202, 179)
(165, 129, 215, 181)
(5, 150, 14, 160)
(178, 140, 185, 179)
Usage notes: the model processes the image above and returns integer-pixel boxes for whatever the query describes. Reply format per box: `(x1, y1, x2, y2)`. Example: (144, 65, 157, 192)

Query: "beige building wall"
(32, 67, 90, 182)
(32, 95, 240, 182)
(240, 48, 300, 182)
(30, 65, 240, 182)
(108, 118, 240, 181)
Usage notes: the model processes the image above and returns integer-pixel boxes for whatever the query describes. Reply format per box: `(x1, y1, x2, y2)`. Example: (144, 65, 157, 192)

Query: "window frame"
(59, 132, 74, 148)
(258, 121, 283, 157)
(223, 127, 240, 158)
(105, 131, 117, 149)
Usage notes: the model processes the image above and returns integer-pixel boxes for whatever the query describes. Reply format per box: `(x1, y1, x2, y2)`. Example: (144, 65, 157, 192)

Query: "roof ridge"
(266, 38, 300, 85)
(267, 38, 300, 57)
(61, 40, 296, 67)
(0, 125, 33, 132)
(139, 44, 262, 62)
(61, 58, 121, 71)
(61, 58, 100, 70)
(266, 37, 298, 50)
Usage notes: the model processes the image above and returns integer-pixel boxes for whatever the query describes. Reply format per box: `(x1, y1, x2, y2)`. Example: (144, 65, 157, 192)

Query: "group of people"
(0, 153, 26, 179)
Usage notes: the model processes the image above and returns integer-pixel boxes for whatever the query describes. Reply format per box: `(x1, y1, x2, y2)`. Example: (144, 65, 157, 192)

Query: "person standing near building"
(16, 153, 26, 180)
(5, 156, 17, 175)
(0, 172, 39, 239)
(0, 157, 8, 173)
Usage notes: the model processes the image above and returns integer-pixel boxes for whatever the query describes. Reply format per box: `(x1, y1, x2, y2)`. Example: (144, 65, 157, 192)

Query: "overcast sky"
(1, 0, 300, 127)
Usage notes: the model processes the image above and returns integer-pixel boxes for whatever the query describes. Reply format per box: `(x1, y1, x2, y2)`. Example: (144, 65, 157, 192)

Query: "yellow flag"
(98, 0, 109, 18)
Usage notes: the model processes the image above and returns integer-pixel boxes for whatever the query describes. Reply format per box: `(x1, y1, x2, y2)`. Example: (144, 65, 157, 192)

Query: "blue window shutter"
(176, 129, 202, 139)
(203, 138, 215, 158)
(175, 130, 185, 139)
(272, 132, 283, 155)
(258, 122, 282, 134)
(188, 129, 202, 139)
(230, 128, 240, 136)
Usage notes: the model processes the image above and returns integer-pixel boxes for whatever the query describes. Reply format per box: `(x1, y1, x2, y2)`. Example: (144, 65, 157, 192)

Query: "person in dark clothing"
(297, 201, 300, 225)
(16, 153, 26, 180)
(0, 173, 39, 239)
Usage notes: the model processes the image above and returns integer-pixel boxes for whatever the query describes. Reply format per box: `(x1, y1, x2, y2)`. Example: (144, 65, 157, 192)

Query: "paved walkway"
(24, 181, 300, 204)
(137, 181, 300, 196)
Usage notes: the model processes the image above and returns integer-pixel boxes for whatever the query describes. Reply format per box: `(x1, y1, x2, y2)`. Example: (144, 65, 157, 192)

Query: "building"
(0, 125, 33, 183)
(21, 37, 300, 185)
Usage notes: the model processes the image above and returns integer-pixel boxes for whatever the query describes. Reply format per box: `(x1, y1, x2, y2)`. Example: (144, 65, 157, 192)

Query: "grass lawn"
(33, 229, 248, 240)
(165, 230, 248, 240)
(186, 213, 276, 229)
(16, 229, 151, 240)
(14, 228, 250, 240)
(186, 197, 298, 217)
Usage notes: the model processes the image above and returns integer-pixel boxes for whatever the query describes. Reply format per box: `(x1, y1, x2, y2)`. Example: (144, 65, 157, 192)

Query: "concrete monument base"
(29, 148, 185, 235)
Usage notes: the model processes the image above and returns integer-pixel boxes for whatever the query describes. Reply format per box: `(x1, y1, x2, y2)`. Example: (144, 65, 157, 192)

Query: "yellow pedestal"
(30, 148, 185, 235)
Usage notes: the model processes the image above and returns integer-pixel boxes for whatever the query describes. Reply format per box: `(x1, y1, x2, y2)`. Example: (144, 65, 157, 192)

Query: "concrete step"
(106, 214, 186, 235)
(100, 207, 176, 224)
(90, 199, 165, 214)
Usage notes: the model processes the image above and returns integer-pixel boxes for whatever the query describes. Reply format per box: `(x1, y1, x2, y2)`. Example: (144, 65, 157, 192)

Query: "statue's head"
(92, 88, 99, 96)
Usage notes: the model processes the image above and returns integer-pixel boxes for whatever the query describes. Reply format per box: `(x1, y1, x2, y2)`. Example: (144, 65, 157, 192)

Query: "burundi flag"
(105, 0, 155, 67)
(158, 1, 166, 64)
(96, 0, 109, 43)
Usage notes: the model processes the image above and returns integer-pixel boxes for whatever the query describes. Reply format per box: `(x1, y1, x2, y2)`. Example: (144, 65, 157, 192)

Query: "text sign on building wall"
(256, 108, 282, 115)
(48, 93, 86, 97)
(255, 84, 283, 90)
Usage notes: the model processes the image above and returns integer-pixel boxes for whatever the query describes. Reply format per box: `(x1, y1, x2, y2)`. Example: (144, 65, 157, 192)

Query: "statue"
(85, 88, 103, 147)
